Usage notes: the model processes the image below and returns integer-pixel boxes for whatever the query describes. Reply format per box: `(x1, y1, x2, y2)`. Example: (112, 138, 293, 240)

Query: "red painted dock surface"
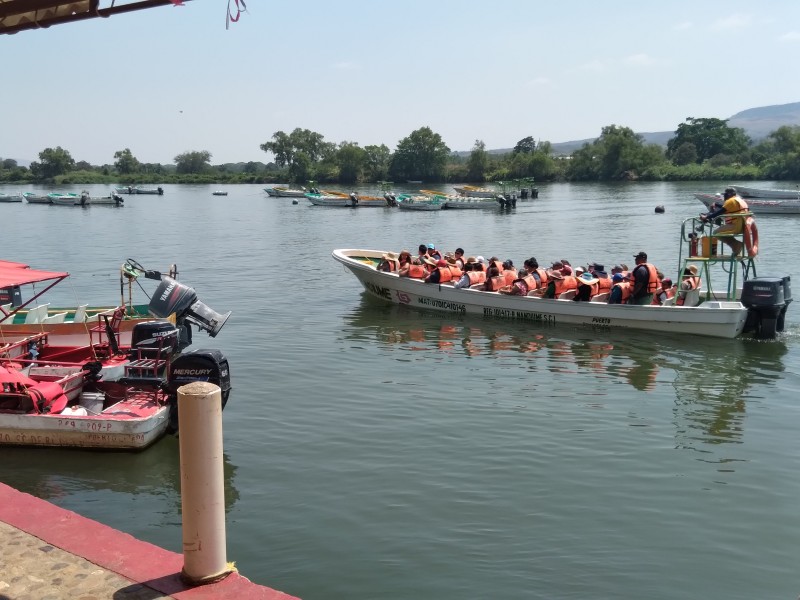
(0, 482, 299, 599)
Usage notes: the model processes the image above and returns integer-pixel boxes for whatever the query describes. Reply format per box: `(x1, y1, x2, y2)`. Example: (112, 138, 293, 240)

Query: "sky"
(2, 0, 800, 166)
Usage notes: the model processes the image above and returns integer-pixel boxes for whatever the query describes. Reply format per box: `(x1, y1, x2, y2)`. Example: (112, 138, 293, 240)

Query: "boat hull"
(332, 249, 749, 339)
(694, 193, 800, 215)
(731, 185, 800, 200)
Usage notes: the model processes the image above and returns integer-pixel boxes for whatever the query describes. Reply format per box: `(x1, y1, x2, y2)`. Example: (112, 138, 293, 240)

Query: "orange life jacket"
(579, 281, 599, 298)
(467, 271, 487, 285)
(675, 276, 701, 306)
(596, 276, 612, 293)
(487, 275, 506, 292)
(553, 276, 578, 296)
(613, 281, 632, 303)
(503, 268, 517, 286)
(522, 274, 538, 290)
(436, 267, 453, 283)
(448, 265, 463, 279)
(492, 260, 504, 272)
(532, 268, 548, 287)
(407, 264, 426, 279)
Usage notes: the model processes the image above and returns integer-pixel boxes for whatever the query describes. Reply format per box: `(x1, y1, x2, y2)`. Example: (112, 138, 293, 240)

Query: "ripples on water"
(2, 182, 800, 599)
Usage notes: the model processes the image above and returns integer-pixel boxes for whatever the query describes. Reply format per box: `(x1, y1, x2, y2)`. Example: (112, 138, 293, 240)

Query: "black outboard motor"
(741, 276, 792, 339)
(147, 277, 231, 341)
(164, 349, 232, 432)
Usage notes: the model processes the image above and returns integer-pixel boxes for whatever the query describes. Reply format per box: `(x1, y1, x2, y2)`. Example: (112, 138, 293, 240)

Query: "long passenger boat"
(333, 215, 792, 340)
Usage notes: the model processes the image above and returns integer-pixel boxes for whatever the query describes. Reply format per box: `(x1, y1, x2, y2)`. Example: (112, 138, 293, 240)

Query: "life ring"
(743, 216, 758, 257)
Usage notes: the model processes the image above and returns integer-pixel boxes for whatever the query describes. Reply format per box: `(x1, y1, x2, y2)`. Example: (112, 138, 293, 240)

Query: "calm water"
(2, 181, 799, 600)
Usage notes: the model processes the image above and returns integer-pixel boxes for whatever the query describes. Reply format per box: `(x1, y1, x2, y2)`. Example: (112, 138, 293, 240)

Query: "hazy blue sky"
(3, 0, 799, 166)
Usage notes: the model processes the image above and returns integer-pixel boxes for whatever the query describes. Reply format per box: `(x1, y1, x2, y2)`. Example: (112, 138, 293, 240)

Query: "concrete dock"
(0, 482, 299, 599)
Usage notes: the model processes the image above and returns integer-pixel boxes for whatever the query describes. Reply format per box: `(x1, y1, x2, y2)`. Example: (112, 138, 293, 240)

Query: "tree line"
(2, 118, 799, 185)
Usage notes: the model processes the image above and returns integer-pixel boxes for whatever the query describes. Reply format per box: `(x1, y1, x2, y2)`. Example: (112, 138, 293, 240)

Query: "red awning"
(0, 262, 68, 288)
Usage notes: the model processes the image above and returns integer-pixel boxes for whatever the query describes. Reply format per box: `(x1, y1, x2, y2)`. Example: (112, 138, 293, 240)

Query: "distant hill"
(483, 101, 800, 157)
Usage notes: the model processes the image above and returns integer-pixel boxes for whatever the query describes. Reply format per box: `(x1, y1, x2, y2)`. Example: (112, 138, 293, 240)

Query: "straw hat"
(382, 251, 399, 263)
(466, 256, 478, 264)
(683, 264, 699, 276)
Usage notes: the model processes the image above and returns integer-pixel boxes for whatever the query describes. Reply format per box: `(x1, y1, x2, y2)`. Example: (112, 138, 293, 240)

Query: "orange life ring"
(743, 216, 758, 257)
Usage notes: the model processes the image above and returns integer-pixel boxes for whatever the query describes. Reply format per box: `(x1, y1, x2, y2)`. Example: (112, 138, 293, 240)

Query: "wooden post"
(178, 381, 232, 585)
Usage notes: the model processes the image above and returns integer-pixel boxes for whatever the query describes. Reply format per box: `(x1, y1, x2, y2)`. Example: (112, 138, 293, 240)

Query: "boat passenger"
(483, 265, 505, 292)
(524, 258, 548, 289)
(453, 262, 473, 289)
(445, 256, 463, 279)
(426, 243, 443, 261)
(398, 250, 412, 270)
(542, 269, 578, 299)
(573, 272, 599, 301)
(501, 260, 517, 285)
(676, 265, 701, 306)
(589, 263, 612, 293)
(417, 244, 429, 262)
(629, 251, 659, 305)
(465, 258, 487, 287)
(401, 257, 427, 279)
(700, 187, 750, 255)
(560, 260, 573, 276)
(425, 259, 452, 284)
(652, 278, 675, 306)
(607, 273, 632, 304)
(454, 248, 466, 269)
(499, 269, 530, 296)
(378, 251, 400, 273)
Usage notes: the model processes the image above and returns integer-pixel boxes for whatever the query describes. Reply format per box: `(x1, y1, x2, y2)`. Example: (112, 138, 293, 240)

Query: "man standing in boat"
(700, 187, 749, 255)
(629, 251, 659, 305)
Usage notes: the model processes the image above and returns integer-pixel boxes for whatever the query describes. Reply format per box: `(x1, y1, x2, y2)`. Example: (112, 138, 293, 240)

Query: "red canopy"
(0, 263, 68, 289)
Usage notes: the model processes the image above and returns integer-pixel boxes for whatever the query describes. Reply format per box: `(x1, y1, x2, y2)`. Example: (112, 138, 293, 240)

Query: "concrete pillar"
(178, 381, 232, 585)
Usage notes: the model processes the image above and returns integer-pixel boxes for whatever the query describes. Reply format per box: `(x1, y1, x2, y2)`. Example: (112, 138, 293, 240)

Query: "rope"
(226, 0, 247, 29)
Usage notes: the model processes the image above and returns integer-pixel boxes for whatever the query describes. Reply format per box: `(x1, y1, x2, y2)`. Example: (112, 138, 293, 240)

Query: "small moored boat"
(212, 190, 228, 196)
(694, 193, 800, 215)
(396, 194, 443, 211)
(0, 193, 24, 203)
(730, 185, 800, 200)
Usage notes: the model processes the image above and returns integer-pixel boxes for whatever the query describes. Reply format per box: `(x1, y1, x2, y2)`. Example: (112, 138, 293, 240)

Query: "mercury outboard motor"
(147, 277, 231, 339)
(741, 276, 792, 339)
(164, 349, 231, 432)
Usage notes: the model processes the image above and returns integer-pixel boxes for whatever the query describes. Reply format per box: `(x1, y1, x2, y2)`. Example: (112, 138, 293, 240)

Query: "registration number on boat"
(483, 307, 555, 323)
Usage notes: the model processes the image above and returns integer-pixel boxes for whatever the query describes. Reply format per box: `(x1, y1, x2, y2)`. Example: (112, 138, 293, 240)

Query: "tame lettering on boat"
(483, 307, 555, 323)
(417, 297, 466, 313)
(364, 281, 392, 300)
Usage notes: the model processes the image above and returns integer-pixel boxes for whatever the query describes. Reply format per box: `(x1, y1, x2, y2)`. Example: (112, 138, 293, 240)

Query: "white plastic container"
(79, 392, 105, 414)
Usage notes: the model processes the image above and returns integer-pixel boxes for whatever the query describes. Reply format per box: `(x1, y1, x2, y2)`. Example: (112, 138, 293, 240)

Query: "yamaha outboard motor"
(147, 277, 231, 343)
(741, 276, 792, 339)
(164, 349, 231, 432)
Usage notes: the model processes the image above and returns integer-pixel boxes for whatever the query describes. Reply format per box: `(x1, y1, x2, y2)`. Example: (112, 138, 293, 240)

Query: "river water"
(1, 181, 799, 600)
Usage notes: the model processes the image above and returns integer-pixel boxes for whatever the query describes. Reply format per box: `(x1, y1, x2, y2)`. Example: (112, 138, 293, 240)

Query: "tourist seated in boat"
(652, 277, 675, 306)
(573, 272, 600, 301)
(483, 265, 506, 292)
(398, 250, 412, 271)
(500, 260, 517, 285)
(453, 261, 473, 289)
(608, 273, 632, 304)
(588, 263, 613, 294)
(400, 257, 427, 279)
(700, 187, 749, 255)
(424, 259, 452, 284)
(629, 251, 659, 305)
(675, 265, 701, 306)
(560, 260, 574, 276)
(426, 243, 443, 261)
(523, 258, 548, 290)
(453, 248, 465, 269)
(416, 244, 429, 262)
(378, 251, 400, 273)
(462, 258, 487, 288)
(444, 255, 463, 280)
(498, 269, 530, 296)
(541, 265, 578, 299)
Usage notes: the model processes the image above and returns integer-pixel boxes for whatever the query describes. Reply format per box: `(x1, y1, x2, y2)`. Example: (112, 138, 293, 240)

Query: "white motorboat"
(694, 193, 800, 215)
(730, 185, 800, 200)
(396, 194, 443, 211)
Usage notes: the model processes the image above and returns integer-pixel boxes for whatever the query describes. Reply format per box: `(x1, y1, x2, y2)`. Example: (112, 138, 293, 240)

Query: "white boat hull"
(731, 185, 800, 200)
(453, 186, 499, 198)
(332, 249, 750, 339)
(444, 198, 500, 209)
(0, 407, 169, 450)
(694, 193, 800, 215)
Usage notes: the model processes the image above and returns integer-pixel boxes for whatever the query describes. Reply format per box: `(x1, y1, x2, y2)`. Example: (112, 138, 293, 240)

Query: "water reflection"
(0, 435, 240, 514)
(341, 298, 788, 449)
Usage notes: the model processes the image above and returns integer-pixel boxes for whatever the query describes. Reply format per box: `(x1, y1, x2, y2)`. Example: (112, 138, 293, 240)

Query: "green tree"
(336, 142, 366, 184)
(666, 117, 750, 164)
(2, 158, 18, 169)
(755, 125, 800, 179)
(30, 146, 75, 179)
(114, 148, 141, 174)
(466, 140, 489, 181)
(288, 151, 313, 183)
(513, 136, 536, 154)
(671, 142, 698, 166)
(389, 126, 450, 182)
(567, 125, 665, 180)
(174, 150, 212, 174)
(260, 128, 334, 169)
(363, 144, 391, 181)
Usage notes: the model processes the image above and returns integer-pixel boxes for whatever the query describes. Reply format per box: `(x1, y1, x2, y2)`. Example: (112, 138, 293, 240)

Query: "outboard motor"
(349, 192, 359, 208)
(741, 276, 792, 339)
(164, 349, 231, 432)
(147, 277, 231, 340)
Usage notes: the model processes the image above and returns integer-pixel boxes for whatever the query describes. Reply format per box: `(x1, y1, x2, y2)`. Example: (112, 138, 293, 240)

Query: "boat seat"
(41, 312, 68, 324)
(590, 292, 610, 303)
(24, 304, 50, 324)
(558, 290, 577, 300)
(89, 306, 125, 347)
(72, 304, 88, 323)
(662, 296, 676, 307)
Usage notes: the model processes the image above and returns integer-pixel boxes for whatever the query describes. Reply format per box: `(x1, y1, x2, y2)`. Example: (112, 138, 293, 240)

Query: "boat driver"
(700, 187, 749, 255)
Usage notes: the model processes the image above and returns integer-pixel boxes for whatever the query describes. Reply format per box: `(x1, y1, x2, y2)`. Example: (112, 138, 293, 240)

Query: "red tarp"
(0, 263, 68, 288)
